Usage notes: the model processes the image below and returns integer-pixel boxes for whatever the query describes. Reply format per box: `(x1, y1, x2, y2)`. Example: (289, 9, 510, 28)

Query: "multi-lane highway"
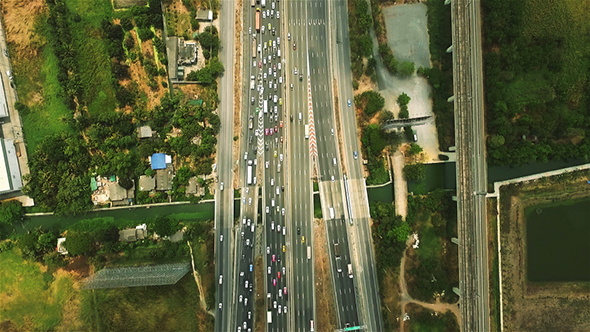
(451, 0, 489, 331)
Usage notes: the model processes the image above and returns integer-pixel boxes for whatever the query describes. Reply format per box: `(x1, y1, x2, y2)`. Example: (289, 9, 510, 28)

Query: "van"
(251, 224, 255, 233)
(329, 207, 335, 219)
(298, 112, 302, 121)
(277, 49, 281, 57)
(333, 158, 337, 166)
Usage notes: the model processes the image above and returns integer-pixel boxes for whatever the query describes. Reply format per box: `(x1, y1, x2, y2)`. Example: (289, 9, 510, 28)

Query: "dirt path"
(391, 151, 407, 218)
(188, 241, 215, 317)
(399, 237, 460, 330)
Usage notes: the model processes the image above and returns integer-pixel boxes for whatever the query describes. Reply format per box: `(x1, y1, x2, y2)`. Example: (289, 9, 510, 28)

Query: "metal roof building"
(151, 153, 167, 170)
(0, 139, 22, 194)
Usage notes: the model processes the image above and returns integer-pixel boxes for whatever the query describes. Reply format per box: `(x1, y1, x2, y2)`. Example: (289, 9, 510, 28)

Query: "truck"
(251, 0, 255, 6)
(264, 100, 268, 114)
(247, 165, 253, 185)
(267, 311, 272, 324)
(335, 256, 342, 272)
(333, 240, 341, 257)
(348, 263, 353, 278)
(248, 116, 253, 129)
(304, 124, 309, 139)
(307, 246, 311, 260)
(329, 207, 335, 220)
(255, 8, 261, 32)
(261, 0, 266, 7)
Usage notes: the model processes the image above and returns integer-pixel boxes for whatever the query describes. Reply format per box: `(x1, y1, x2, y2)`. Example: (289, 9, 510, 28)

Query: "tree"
(389, 222, 412, 243)
(408, 143, 423, 156)
(488, 134, 505, 148)
(398, 61, 415, 76)
(0, 201, 25, 226)
(397, 92, 411, 107)
(63, 231, 94, 256)
(152, 216, 178, 237)
(403, 163, 426, 181)
(361, 90, 385, 116)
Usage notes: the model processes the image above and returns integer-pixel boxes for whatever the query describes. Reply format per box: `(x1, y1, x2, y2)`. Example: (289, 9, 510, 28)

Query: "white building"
(0, 139, 22, 194)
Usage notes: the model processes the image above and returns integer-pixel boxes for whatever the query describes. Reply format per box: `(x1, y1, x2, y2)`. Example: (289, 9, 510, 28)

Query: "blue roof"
(151, 153, 166, 170)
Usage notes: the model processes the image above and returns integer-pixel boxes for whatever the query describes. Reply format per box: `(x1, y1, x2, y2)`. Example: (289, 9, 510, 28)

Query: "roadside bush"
(63, 231, 94, 256)
(398, 61, 415, 76)
(137, 27, 154, 41)
(403, 163, 426, 181)
(360, 90, 385, 116)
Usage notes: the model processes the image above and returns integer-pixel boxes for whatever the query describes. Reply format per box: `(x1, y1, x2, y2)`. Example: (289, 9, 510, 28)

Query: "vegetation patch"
(483, 0, 590, 165)
(405, 191, 459, 304)
(404, 303, 459, 332)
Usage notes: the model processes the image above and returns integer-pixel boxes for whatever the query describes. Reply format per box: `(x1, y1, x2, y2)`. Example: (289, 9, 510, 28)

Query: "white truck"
(264, 100, 268, 114)
(329, 207, 335, 220)
(304, 124, 309, 139)
(261, 0, 266, 7)
(247, 165, 253, 185)
(267, 311, 272, 324)
(307, 246, 311, 260)
(348, 263, 353, 278)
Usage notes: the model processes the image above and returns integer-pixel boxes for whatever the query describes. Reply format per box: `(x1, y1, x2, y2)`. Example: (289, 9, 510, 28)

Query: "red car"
(283, 287, 287, 295)
(274, 126, 278, 132)
(278, 272, 281, 279)
(272, 254, 276, 262)
(259, 61, 262, 68)
(273, 279, 277, 286)
(265, 128, 269, 136)
(270, 128, 274, 135)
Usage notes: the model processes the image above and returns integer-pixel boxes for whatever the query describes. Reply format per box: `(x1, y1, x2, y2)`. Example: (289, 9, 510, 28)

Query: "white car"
(271, 198, 275, 207)
(247, 219, 251, 227)
(276, 186, 280, 195)
(249, 197, 252, 205)
(278, 290, 282, 298)
(262, 11, 266, 18)
(277, 225, 281, 232)
(281, 208, 285, 216)
(271, 221, 275, 230)
(277, 37, 281, 45)
(266, 161, 269, 169)
(219, 275, 223, 284)
(244, 297, 248, 306)
(245, 280, 249, 288)
(278, 305, 282, 314)
(248, 311, 252, 319)
(267, 246, 271, 254)
(220, 235, 224, 241)
(249, 27, 251, 34)
(266, 206, 270, 213)
(268, 266, 271, 274)
(278, 62, 281, 71)
(271, 178, 274, 186)
(276, 10, 280, 19)
(273, 95, 278, 103)
(271, 1, 275, 9)
(282, 266, 286, 274)
(279, 154, 283, 162)
(284, 306, 287, 313)
(239, 295, 243, 302)
(287, 33, 291, 40)
(273, 301, 277, 309)
(279, 76, 283, 84)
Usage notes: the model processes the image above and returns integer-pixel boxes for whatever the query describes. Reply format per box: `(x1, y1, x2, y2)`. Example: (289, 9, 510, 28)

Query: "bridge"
(380, 115, 433, 131)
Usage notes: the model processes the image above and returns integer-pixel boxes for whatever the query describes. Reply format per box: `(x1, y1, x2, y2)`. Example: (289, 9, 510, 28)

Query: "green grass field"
(0, 250, 78, 331)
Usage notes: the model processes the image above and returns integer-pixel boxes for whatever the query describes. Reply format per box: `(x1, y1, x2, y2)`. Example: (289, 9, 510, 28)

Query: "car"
(249, 197, 252, 205)
(288, 33, 291, 40)
(282, 245, 286, 252)
(347, 99, 351, 107)
(268, 54, 272, 62)
(274, 105, 278, 114)
(277, 37, 281, 45)
(263, 72, 267, 80)
(219, 275, 223, 284)
(273, 279, 277, 286)
(268, 23, 271, 30)
(279, 153, 283, 162)
(271, 198, 275, 207)
(248, 311, 252, 320)
(262, 10, 266, 18)
(279, 76, 283, 84)
(283, 286, 287, 295)
(220, 182, 224, 191)
(274, 150, 278, 158)
(278, 62, 281, 70)
(243, 197, 246, 205)
(297, 227, 300, 235)
(243, 217, 247, 225)
(273, 300, 277, 309)
(261, 25, 265, 34)
(250, 264, 254, 272)
(294, 67, 298, 75)
(220, 235, 224, 241)
(283, 227, 286, 235)
(277, 225, 281, 232)
(253, 60, 256, 67)
(284, 305, 288, 313)
(268, 266, 271, 274)
(353, 151, 358, 159)
(277, 254, 281, 262)
(266, 161, 269, 169)
(278, 305, 282, 314)
(290, 114, 293, 122)
(249, 27, 252, 35)
(276, 10, 280, 19)
(259, 61, 262, 68)
(246, 239, 250, 247)
(238, 327, 241, 332)
(271, 178, 274, 186)
(272, 254, 276, 262)
(270, 128, 274, 135)
(263, 57, 267, 65)
(273, 94, 278, 103)
(275, 125, 278, 132)
(299, 74, 303, 81)
(281, 208, 285, 216)
(301, 236, 305, 244)
(268, 67, 272, 75)
(245, 280, 249, 289)
(266, 206, 270, 213)
(282, 266, 286, 274)
(219, 302, 223, 310)
(278, 289, 282, 298)
(276, 186, 280, 195)
(271, 1, 275, 9)
(271, 221, 275, 230)
(280, 136, 284, 143)
(282, 185, 285, 192)
(272, 28, 275, 36)
(293, 42, 296, 50)
(279, 98, 283, 105)
(279, 121, 283, 128)
(239, 295, 243, 302)
(240, 271, 245, 277)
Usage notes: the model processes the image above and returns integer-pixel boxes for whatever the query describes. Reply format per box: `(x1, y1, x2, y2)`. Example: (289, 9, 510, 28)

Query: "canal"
(525, 197, 590, 282)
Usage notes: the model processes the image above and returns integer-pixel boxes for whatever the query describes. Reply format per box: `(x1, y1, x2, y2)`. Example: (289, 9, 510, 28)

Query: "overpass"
(380, 115, 433, 131)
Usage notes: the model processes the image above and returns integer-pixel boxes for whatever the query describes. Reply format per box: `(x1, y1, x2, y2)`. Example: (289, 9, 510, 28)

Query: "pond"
(525, 197, 590, 282)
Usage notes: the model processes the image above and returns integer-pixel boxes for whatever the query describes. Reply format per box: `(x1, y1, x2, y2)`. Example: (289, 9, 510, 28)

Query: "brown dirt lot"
(254, 255, 266, 331)
(500, 171, 590, 332)
(314, 218, 337, 332)
(1, 0, 46, 58)
(381, 267, 402, 330)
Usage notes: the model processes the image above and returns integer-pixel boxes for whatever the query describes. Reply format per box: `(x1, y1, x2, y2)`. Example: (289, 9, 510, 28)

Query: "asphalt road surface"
(451, 0, 490, 331)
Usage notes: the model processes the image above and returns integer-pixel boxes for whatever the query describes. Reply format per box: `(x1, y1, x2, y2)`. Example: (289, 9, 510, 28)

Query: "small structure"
(186, 176, 199, 194)
(139, 175, 155, 191)
(195, 10, 213, 21)
(150, 153, 167, 170)
(119, 223, 147, 242)
(178, 40, 197, 66)
(56, 237, 68, 255)
(138, 126, 153, 139)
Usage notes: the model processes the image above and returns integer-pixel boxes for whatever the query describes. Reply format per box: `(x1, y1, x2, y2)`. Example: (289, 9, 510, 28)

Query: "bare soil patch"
(113, 0, 147, 9)
(381, 267, 402, 330)
(500, 172, 590, 332)
(1, 0, 46, 59)
(254, 255, 266, 331)
(63, 256, 90, 278)
(314, 218, 337, 332)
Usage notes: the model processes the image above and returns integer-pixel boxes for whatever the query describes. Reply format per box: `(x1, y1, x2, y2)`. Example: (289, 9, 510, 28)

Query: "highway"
(302, 0, 361, 328)
(214, 0, 236, 331)
(284, 1, 316, 331)
(327, 0, 385, 330)
(450, 0, 490, 331)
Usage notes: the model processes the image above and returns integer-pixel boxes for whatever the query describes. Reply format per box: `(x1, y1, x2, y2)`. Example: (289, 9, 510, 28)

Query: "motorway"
(214, 0, 236, 331)
(451, 0, 490, 331)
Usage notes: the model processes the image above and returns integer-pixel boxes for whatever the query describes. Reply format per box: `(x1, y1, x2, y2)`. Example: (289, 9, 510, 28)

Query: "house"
(196, 10, 213, 21)
(119, 224, 147, 242)
(56, 237, 68, 255)
(186, 176, 198, 194)
(138, 126, 153, 139)
(156, 164, 174, 191)
(178, 40, 197, 66)
(139, 175, 155, 191)
(0, 139, 23, 194)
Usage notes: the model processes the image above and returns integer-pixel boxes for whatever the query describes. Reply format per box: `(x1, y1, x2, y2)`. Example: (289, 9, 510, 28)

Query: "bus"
(304, 124, 309, 139)
(255, 8, 261, 32)
(307, 246, 311, 260)
(247, 165, 253, 185)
